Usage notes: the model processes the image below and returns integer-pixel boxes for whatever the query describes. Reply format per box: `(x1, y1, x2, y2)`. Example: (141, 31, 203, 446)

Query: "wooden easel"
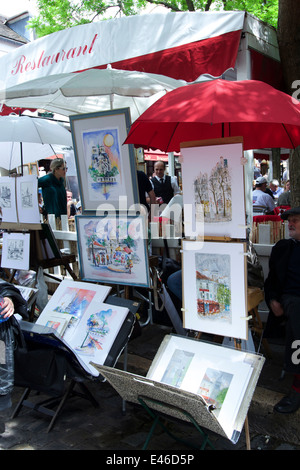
(0, 222, 77, 285)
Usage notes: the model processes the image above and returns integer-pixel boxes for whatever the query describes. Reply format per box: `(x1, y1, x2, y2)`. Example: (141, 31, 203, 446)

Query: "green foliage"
(28, 0, 279, 37)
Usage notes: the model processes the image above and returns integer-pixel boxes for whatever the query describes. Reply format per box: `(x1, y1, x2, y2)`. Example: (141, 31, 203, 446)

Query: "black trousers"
(281, 295, 300, 374)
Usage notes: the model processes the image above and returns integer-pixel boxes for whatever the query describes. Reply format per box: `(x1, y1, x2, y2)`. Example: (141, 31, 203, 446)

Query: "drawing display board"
(69, 108, 139, 213)
(180, 140, 246, 239)
(0, 175, 40, 224)
(182, 239, 248, 340)
(93, 334, 264, 444)
(76, 213, 150, 287)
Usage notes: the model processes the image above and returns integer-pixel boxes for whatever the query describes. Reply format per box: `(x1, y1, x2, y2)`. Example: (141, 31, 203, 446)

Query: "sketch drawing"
(83, 128, 123, 202)
(0, 183, 12, 208)
(198, 368, 233, 417)
(193, 156, 232, 223)
(7, 238, 24, 260)
(195, 253, 231, 323)
(20, 181, 34, 208)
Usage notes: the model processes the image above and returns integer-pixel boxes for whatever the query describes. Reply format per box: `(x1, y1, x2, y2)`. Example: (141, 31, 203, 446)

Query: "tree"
(277, 0, 300, 207)
(28, 0, 278, 37)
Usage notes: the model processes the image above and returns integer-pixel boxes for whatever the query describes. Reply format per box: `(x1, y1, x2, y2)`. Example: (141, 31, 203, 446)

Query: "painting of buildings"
(195, 252, 231, 322)
(193, 156, 232, 223)
(76, 215, 149, 287)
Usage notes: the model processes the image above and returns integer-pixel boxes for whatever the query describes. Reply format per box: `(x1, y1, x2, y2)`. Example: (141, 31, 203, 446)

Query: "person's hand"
(270, 299, 284, 317)
(0, 297, 15, 319)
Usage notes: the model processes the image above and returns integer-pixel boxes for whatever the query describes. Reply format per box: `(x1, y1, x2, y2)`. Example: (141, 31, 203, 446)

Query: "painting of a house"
(195, 253, 231, 322)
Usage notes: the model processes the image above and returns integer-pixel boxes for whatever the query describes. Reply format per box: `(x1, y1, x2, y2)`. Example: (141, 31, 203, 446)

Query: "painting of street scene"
(197, 368, 233, 417)
(76, 215, 149, 287)
(193, 156, 232, 223)
(0, 183, 12, 208)
(195, 252, 232, 323)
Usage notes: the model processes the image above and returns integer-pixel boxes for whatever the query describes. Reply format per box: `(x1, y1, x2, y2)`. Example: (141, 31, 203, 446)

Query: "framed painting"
(69, 108, 139, 213)
(76, 213, 150, 287)
(180, 139, 246, 239)
(182, 239, 248, 340)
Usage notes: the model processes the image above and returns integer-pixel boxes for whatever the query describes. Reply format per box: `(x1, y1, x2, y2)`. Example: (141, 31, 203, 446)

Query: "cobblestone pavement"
(0, 323, 300, 452)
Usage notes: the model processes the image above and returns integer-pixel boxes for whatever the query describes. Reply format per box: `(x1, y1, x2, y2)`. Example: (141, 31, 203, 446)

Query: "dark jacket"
(0, 280, 28, 320)
(264, 238, 294, 307)
(151, 175, 174, 204)
(38, 173, 67, 218)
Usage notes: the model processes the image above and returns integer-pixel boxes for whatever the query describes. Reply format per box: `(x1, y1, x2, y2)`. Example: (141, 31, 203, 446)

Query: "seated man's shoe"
(274, 389, 300, 414)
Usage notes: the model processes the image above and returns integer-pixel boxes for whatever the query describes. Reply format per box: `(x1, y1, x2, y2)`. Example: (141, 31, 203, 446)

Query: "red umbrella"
(124, 79, 300, 152)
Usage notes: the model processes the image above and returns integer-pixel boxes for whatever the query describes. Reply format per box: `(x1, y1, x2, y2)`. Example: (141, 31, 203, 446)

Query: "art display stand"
(12, 299, 136, 432)
(92, 332, 264, 451)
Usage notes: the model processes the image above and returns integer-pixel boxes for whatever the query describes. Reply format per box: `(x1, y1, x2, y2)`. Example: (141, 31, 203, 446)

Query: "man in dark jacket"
(151, 160, 180, 205)
(264, 207, 300, 413)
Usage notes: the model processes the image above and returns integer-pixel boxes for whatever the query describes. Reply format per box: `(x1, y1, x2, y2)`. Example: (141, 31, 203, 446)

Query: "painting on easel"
(182, 240, 248, 340)
(180, 140, 246, 239)
(76, 213, 150, 287)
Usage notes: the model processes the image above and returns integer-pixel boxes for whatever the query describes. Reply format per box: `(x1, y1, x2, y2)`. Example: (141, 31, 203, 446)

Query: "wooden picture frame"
(69, 108, 139, 213)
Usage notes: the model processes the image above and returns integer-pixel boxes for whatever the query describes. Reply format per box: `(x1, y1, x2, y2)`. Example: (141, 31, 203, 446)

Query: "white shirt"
(253, 189, 275, 212)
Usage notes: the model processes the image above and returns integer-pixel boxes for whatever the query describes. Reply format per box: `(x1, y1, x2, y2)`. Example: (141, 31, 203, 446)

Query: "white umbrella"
(0, 115, 72, 170)
(0, 67, 187, 121)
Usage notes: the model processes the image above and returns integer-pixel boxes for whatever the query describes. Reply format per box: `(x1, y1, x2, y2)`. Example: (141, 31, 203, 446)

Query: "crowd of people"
(252, 164, 291, 215)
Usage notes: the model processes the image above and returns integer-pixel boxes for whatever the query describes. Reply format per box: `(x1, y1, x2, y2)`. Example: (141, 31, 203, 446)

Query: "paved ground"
(0, 321, 300, 453)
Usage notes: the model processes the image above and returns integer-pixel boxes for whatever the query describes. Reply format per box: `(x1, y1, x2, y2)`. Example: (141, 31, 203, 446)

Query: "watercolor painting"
(197, 368, 233, 417)
(70, 110, 138, 212)
(76, 214, 150, 287)
(161, 349, 194, 387)
(181, 141, 246, 238)
(83, 127, 124, 203)
(182, 240, 248, 340)
(195, 252, 231, 322)
(193, 156, 232, 223)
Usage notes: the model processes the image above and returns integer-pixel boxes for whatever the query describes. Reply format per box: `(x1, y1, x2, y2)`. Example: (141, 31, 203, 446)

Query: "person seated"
(277, 180, 291, 206)
(252, 177, 275, 214)
(264, 207, 300, 413)
(269, 179, 284, 201)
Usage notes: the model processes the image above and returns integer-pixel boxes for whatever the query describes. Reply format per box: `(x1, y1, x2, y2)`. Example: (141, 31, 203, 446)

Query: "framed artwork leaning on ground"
(69, 108, 139, 213)
(182, 239, 248, 340)
(76, 213, 150, 288)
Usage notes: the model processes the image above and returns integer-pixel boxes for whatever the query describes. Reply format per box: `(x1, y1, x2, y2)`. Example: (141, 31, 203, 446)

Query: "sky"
(0, 0, 38, 17)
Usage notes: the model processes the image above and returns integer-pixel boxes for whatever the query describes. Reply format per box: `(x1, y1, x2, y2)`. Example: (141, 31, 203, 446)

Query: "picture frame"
(180, 139, 246, 239)
(69, 108, 139, 213)
(182, 239, 248, 340)
(75, 213, 150, 287)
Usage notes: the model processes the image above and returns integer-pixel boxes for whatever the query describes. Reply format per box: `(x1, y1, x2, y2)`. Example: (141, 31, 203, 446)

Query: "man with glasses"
(38, 158, 68, 218)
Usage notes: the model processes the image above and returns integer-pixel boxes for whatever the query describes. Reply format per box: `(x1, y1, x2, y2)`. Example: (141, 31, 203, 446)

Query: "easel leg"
(234, 338, 251, 450)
